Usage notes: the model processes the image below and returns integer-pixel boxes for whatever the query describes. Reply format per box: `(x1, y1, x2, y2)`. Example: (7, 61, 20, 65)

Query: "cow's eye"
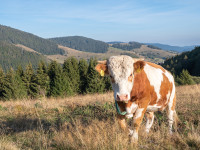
(110, 75, 115, 83)
(128, 73, 133, 82)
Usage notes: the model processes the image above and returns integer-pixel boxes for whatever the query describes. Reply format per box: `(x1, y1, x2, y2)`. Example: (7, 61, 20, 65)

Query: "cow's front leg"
(117, 114, 127, 130)
(130, 107, 147, 143)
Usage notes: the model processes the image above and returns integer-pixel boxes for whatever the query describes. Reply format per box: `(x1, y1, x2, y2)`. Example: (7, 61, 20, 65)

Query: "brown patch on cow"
(146, 62, 166, 72)
(149, 85, 158, 105)
(157, 73, 173, 110)
(171, 94, 176, 111)
(95, 64, 109, 75)
(134, 61, 145, 73)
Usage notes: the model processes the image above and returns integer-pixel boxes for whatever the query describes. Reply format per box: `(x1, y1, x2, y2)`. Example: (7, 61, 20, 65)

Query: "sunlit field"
(0, 84, 199, 150)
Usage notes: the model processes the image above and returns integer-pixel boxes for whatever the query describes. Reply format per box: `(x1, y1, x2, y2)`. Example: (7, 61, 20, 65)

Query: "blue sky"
(0, 0, 200, 46)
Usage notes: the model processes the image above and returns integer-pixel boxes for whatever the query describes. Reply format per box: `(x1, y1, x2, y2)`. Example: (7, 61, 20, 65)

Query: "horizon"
(1, 0, 200, 46)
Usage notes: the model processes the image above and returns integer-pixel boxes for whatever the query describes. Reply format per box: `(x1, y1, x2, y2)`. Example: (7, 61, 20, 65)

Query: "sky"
(0, 0, 200, 46)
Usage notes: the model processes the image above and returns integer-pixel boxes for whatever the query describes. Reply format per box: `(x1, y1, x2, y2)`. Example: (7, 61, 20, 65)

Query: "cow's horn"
(97, 60, 107, 64)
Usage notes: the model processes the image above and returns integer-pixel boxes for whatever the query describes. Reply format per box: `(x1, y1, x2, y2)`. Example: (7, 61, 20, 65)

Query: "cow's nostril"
(117, 94, 120, 100)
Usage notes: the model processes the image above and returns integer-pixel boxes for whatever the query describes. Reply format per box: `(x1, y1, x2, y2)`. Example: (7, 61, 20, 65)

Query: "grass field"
(0, 84, 199, 150)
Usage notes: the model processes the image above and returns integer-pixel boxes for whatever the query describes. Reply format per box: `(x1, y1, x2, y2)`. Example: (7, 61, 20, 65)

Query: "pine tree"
(36, 61, 50, 97)
(16, 65, 24, 77)
(63, 57, 80, 94)
(78, 59, 88, 94)
(3, 68, 27, 100)
(23, 63, 39, 98)
(48, 61, 73, 97)
(176, 69, 195, 85)
(0, 66, 5, 99)
(86, 58, 105, 93)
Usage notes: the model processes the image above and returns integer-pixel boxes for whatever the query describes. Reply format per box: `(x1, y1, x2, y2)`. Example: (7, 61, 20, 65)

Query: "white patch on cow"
(146, 104, 161, 112)
(126, 114, 133, 118)
(108, 55, 134, 100)
(164, 70, 174, 83)
(165, 90, 171, 104)
(131, 130, 138, 142)
(126, 103, 138, 114)
(134, 108, 144, 119)
(144, 64, 163, 102)
(129, 129, 134, 136)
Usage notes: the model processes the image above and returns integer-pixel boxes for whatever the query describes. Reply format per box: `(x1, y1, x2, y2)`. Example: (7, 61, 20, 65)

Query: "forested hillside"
(49, 36, 109, 53)
(111, 41, 142, 50)
(0, 25, 64, 55)
(162, 46, 200, 76)
(0, 57, 111, 100)
(0, 41, 47, 70)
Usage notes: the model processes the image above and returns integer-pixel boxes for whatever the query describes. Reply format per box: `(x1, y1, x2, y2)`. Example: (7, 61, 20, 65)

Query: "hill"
(0, 24, 64, 55)
(49, 36, 109, 53)
(162, 46, 200, 76)
(146, 43, 198, 52)
(0, 41, 47, 70)
(109, 42, 176, 63)
(111, 41, 142, 50)
(47, 46, 140, 63)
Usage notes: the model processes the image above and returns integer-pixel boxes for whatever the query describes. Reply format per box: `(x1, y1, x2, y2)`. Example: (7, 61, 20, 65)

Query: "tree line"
(0, 57, 111, 101)
(162, 46, 200, 85)
(49, 36, 109, 53)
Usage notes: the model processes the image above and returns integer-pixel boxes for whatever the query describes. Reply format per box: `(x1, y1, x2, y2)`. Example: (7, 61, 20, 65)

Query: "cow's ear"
(134, 61, 145, 73)
(95, 60, 109, 77)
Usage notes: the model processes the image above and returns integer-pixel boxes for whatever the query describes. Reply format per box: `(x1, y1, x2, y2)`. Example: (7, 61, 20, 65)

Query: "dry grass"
(0, 85, 199, 150)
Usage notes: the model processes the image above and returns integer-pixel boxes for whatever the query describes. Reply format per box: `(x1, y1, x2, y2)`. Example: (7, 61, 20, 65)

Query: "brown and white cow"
(95, 55, 176, 143)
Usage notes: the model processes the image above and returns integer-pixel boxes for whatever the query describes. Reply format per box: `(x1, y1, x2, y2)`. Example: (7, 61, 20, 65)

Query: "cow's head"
(95, 55, 144, 103)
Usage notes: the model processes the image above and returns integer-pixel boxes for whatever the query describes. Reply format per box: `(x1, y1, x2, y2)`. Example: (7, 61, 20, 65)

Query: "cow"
(95, 55, 177, 143)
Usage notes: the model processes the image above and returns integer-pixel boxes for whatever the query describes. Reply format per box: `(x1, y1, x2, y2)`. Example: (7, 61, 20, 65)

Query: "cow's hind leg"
(145, 112, 154, 133)
(167, 94, 176, 134)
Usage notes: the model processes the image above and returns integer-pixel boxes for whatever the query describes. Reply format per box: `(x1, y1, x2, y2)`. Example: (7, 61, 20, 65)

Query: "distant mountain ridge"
(49, 36, 109, 53)
(145, 43, 198, 52)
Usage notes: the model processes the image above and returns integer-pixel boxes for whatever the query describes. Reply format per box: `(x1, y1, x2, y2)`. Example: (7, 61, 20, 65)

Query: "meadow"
(0, 84, 199, 150)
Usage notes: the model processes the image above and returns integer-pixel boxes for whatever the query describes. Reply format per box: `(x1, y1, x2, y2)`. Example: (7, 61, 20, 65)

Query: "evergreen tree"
(78, 59, 88, 94)
(103, 76, 112, 91)
(48, 61, 73, 97)
(86, 58, 105, 93)
(36, 61, 50, 97)
(176, 69, 195, 85)
(23, 63, 39, 98)
(0, 66, 5, 99)
(16, 65, 24, 77)
(63, 57, 80, 94)
(3, 68, 27, 100)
